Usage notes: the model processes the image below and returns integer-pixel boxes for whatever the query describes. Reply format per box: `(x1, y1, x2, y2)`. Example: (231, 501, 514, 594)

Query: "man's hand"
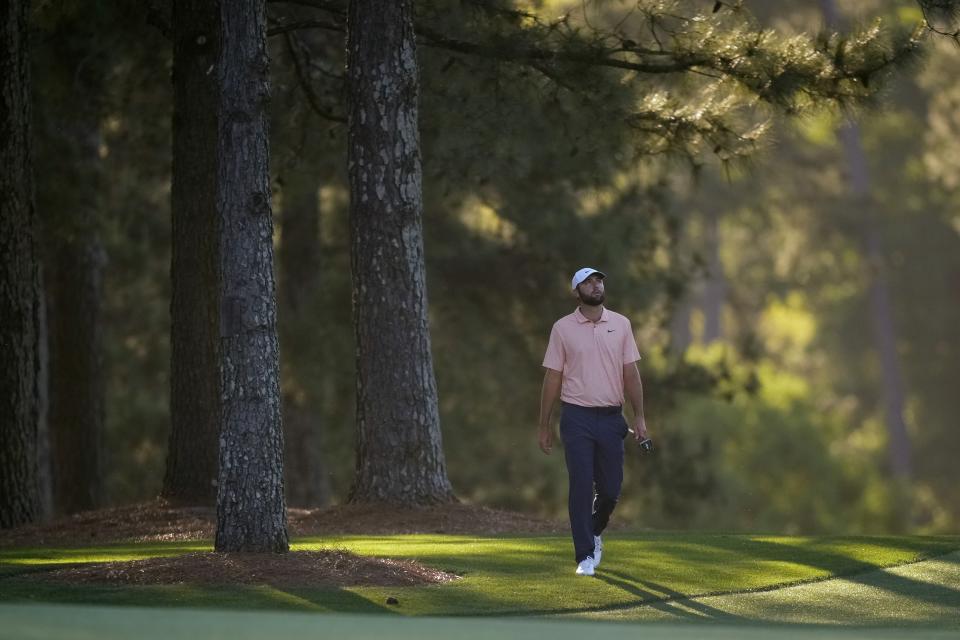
(632, 416, 648, 442)
(539, 425, 555, 454)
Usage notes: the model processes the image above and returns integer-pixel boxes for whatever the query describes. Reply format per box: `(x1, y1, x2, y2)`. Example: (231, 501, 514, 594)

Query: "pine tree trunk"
(213, 0, 288, 552)
(164, 0, 222, 506)
(841, 123, 912, 478)
(669, 296, 693, 353)
(668, 195, 694, 354)
(702, 206, 726, 343)
(346, 0, 455, 505)
(821, 0, 912, 479)
(35, 281, 52, 519)
(48, 233, 105, 514)
(279, 168, 330, 508)
(41, 106, 106, 515)
(0, 0, 43, 528)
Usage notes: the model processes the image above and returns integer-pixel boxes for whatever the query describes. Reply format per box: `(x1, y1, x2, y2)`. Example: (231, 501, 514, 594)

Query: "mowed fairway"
(1, 533, 959, 637)
(3, 603, 960, 640)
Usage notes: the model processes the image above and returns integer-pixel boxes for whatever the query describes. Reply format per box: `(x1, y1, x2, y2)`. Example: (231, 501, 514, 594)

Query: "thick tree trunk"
(346, 0, 455, 505)
(279, 168, 330, 508)
(0, 0, 43, 528)
(164, 0, 222, 506)
(213, 0, 288, 552)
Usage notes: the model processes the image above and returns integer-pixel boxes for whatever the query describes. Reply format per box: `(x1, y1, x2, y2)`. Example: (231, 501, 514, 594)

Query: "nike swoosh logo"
(607, 329, 615, 333)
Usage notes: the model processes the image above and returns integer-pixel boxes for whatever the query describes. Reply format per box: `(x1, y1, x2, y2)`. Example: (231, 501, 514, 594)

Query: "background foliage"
(35, 0, 959, 533)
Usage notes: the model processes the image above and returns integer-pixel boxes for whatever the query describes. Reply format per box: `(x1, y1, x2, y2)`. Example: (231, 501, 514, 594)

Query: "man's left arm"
(623, 361, 647, 442)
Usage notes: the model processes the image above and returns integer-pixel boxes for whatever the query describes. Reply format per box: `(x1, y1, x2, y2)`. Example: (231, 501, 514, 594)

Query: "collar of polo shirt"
(574, 307, 609, 323)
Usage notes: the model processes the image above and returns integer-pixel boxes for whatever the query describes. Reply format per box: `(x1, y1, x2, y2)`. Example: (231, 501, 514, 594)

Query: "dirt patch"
(0, 499, 563, 548)
(31, 550, 458, 588)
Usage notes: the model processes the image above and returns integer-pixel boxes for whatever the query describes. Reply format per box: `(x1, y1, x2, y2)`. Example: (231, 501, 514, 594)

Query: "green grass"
(4, 603, 960, 640)
(583, 550, 960, 628)
(1, 533, 958, 626)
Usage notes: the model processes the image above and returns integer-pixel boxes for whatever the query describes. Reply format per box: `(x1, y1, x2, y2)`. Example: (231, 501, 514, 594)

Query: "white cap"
(571, 267, 606, 291)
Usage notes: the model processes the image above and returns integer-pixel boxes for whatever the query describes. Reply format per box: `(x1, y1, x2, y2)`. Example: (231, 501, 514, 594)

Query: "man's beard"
(578, 291, 605, 307)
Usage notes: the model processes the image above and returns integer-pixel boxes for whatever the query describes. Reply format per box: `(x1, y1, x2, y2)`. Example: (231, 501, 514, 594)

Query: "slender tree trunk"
(668, 190, 694, 355)
(702, 206, 725, 343)
(42, 110, 106, 515)
(48, 233, 106, 514)
(670, 296, 693, 353)
(213, 0, 288, 551)
(0, 0, 43, 528)
(822, 0, 912, 479)
(36, 279, 52, 519)
(279, 168, 330, 507)
(841, 124, 913, 478)
(34, 20, 108, 516)
(164, 0, 221, 506)
(346, 0, 455, 505)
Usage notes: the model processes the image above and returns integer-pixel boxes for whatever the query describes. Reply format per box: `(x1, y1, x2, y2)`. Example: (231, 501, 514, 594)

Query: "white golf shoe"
(593, 535, 603, 567)
(575, 557, 595, 576)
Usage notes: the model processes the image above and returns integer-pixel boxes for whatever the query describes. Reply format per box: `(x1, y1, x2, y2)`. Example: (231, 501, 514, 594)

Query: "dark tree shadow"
(597, 569, 743, 622)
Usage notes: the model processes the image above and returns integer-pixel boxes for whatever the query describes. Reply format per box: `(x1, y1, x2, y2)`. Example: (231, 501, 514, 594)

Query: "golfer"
(539, 267, 649, 576)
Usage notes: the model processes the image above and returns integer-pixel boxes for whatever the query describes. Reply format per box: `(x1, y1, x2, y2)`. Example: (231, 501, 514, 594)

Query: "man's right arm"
(539, 368, 562, 454)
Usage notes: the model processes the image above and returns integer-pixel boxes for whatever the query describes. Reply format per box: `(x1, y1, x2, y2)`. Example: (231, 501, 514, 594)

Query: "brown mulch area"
(2, 499, 561, 589)
(292, 501, 564, 537)
(33, 550, 458, 588)
(0, 499, 563, 548)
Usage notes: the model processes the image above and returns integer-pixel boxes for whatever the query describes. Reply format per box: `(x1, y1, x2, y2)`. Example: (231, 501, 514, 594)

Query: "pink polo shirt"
(542, 307, 642, 408)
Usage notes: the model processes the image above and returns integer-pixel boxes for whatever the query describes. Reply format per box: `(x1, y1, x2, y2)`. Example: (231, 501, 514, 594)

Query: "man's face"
(576, 274, 605, 306)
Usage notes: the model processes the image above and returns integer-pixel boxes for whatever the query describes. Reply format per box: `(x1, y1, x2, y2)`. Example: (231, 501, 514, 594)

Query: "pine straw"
(33, 550, 459, 587)
(291, 501, 563, 536)
(1, 501, 564, 589)
(0, 499, 563, 547)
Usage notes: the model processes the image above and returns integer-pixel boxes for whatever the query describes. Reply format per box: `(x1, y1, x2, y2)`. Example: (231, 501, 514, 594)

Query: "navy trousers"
(559, 402, 628, 563)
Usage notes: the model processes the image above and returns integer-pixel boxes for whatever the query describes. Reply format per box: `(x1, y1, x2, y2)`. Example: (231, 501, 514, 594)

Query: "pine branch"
(918, 0, 960, 41)
(267, 0, 928, 161)
(281, 30, 346, 123)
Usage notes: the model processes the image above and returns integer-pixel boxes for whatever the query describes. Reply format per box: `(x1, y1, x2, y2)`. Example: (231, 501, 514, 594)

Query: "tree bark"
(48, 232, 106, 514)
(346, 0, 455, 505)
(35, 277, 52, 520)
(213, 0, 288, 552)
(278, 168, 331, 508)
(0, 0, 43, 528)
(164, 0, 222, 506)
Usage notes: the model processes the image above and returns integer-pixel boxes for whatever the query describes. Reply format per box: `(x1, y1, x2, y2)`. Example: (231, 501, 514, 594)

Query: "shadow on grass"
(0, 579, 396, 615)
(0, 542, 209, 565)
(709, 538, 960, 610)
(461, 537, 960, 619)
(936, 552, 960, 566)
(596, 570, 743, 622)
(2, 534, 957, 620)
